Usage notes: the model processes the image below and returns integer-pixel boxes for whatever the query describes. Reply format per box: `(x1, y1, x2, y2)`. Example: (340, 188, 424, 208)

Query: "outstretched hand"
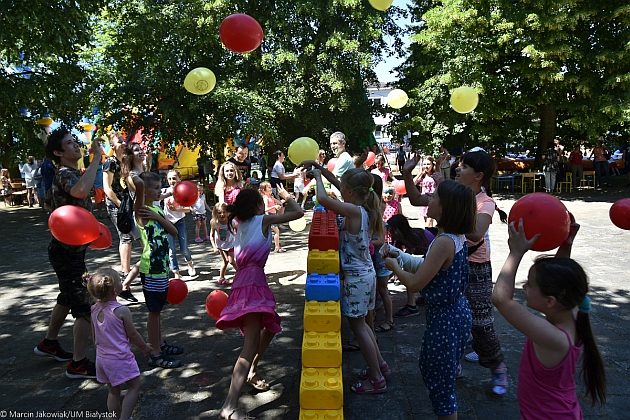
(507, 220, 539, 255)
(300, 160, 321, 171)
(402, 154, 421, 174)
(563, 212, 580, 246)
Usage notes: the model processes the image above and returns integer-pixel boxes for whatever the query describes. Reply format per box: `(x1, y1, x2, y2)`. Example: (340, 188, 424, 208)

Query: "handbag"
(116, 188, 134, 234)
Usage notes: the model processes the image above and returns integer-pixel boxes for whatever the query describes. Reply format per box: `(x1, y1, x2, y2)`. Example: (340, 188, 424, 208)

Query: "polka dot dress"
(419, 233, 472, 416)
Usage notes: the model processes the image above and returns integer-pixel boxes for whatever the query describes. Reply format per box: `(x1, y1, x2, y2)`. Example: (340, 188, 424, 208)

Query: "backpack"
(116, 188, 134, 234)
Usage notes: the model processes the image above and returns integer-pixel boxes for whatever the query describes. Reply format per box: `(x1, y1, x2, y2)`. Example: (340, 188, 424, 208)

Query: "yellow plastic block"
(307, 250, 340, 275)
(304, 301, 341, 333)
(302, 331, 342, 368)
(300, 367, 343, 410)
(299, 409, 344, 420)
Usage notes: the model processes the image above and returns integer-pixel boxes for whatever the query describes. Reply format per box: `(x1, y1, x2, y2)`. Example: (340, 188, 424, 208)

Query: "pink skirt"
(216, 285, 281, 334)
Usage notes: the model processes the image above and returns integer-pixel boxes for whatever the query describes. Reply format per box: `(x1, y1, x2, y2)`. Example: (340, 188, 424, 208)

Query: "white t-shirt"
(191, 193, 207, 215)
(271, 161, 285, 179)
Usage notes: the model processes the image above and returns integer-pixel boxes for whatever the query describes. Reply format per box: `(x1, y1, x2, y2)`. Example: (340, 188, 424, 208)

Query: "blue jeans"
(167, 218, 192, 272)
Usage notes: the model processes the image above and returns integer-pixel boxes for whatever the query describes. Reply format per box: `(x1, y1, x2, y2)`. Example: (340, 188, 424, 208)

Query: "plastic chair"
(556, 173, 572, 193)
(580, 171, 596, 189)
(521, 172, 537, 193)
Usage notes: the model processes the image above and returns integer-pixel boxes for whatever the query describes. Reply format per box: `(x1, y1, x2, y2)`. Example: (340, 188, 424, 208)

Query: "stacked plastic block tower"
(300, 207, 344, 420)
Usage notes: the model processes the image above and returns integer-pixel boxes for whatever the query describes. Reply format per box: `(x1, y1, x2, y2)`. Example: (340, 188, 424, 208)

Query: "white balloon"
(288, 217, 307, 232)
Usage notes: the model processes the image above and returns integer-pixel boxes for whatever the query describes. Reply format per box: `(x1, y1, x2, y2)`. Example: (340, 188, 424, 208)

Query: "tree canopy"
(395, 0, 629, 157)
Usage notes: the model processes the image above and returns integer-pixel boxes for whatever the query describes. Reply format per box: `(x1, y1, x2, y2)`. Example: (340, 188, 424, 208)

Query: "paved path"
(0, 186, 629, 419)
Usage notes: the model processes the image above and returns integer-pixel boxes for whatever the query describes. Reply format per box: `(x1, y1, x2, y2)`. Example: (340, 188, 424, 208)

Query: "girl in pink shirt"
(493, 216, 606, 419)
(87, 268, 152, 420)
(215, 161, 243, 205)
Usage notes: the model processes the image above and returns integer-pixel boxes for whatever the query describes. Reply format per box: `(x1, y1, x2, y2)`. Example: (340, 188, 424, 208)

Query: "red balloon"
(206, 290, 229, 320)
(609, 198, 630, 230)
(508, 193, 570, 251)
(326, 158, 337, 172)
(394, 179, 406, 195)
(173, 181, 199, 207)
(365, 151, 376, 167)
(89, 222, 113, 250)
(167, 278, 189, 304)
(48, 205, 100, 246)
(219, 14, 264, 54)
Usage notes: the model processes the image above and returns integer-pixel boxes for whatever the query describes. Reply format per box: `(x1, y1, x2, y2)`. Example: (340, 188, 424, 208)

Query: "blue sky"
(374, 0, 413, 84)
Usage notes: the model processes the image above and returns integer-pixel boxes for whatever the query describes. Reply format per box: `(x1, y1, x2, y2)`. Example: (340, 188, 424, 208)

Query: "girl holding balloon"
(217, 185, 303, 419)
(163, 170, 196, 278)
(492, 217, 606, 417)
(35, 126, 102, 379)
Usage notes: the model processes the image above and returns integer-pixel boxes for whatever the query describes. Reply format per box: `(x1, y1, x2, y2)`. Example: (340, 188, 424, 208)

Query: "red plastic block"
(308, 210, 339, 251)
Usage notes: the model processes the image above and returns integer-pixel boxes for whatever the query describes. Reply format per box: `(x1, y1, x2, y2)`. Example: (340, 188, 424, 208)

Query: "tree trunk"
(536, 103, 556, 164)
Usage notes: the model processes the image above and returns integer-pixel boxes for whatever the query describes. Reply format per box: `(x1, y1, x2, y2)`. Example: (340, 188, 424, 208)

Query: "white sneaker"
(187, 264, 196, 277)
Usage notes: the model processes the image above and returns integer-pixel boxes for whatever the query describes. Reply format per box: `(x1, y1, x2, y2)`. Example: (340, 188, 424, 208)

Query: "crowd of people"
(29, 126, 607, 419)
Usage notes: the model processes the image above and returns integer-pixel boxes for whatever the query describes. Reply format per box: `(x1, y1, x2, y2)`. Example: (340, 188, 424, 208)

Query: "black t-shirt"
(102, 156, 124, 204)
(227, 157, 251, 179)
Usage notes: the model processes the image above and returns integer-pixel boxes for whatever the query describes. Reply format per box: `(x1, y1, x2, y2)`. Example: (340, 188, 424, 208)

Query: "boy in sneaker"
(136, 172, 183, 368)
(34, 127, 100, 379)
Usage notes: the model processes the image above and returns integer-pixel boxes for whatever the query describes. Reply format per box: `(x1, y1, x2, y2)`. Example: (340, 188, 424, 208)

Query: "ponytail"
(576, 311, 606, 406)
(364, 190, 384, 240)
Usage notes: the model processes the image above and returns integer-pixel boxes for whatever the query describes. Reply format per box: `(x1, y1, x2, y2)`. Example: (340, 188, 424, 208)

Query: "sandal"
(374, 321, 394, 333)
(357, 362, 392, 381)
(275, 248, 286, 253)
(148, 354, 181, 369)
(351, 376, 387, 394)
(160, 341, 184, 356)
(247, 375, 271, 391)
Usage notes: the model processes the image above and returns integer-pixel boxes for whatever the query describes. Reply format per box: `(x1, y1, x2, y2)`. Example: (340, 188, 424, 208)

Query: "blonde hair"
(340, 168, 384, 239)
(86, 268, 120, 301)
(215, 161, 243, 195)
(210, 202, 229, 230)
(258, 181, 272, 192)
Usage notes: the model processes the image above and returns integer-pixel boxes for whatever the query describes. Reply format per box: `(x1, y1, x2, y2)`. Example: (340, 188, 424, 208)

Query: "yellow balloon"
(450, 86, 479, 114)
(288, 137, 319, 166)
(289, 217, 307, 232)
(368, 0, 394, 11)
(387, 89, 409, 109)
(184, 67, 217, 95)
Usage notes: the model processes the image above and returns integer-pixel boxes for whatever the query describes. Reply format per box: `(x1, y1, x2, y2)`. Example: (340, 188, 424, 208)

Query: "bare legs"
(120, 242, 132, 274)
(45, 304, 70, 341)
(147, 312, 162, 357)
(72, 316, 91, 362)
(107, 376, 141, 420)
(347, 316, 384, 380)
(219, 314, 275, 419)
(376, 276, 393, 327)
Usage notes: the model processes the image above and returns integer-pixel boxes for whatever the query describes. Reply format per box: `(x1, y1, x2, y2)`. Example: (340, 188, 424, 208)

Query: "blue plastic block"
(305, 274, 341, 302)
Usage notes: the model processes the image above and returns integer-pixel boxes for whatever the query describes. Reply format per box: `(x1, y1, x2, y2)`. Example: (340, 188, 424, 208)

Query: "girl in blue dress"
(385, 180, 476, 419)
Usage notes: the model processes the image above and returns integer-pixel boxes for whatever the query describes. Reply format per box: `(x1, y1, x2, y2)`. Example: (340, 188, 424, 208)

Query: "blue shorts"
(141, 274, 168, 313)
(371, 247, 393, 278)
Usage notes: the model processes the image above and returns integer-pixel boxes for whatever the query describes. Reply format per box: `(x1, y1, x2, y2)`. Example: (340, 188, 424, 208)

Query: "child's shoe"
(187, 263, 196, 277)
(491, 363, 508, 395)
(148, 354, 181, 369)
(351, 375, 387, 394)
(195, 237, 203, 243)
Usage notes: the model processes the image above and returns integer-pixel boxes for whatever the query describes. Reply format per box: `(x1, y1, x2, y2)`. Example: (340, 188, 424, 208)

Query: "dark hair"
(273, 150, 284, 160)
(460, 150, 507, 223)
(341, 168, 383, 239)
(121, 142, 141, 181)
(226, 188, 263, 232)
(435, 180, 476, 234)
(386, 214, 430, 255)
(139, 171, 160, 184)
(45, 126, 72, 163)
(532, 256, 606, 406)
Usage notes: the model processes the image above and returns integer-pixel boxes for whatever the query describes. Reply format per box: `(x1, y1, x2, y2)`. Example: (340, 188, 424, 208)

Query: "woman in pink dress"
(217, 185, 304, 420)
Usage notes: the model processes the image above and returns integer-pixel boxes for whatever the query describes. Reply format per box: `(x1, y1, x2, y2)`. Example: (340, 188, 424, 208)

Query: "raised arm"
(402, 155, 431, 207)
